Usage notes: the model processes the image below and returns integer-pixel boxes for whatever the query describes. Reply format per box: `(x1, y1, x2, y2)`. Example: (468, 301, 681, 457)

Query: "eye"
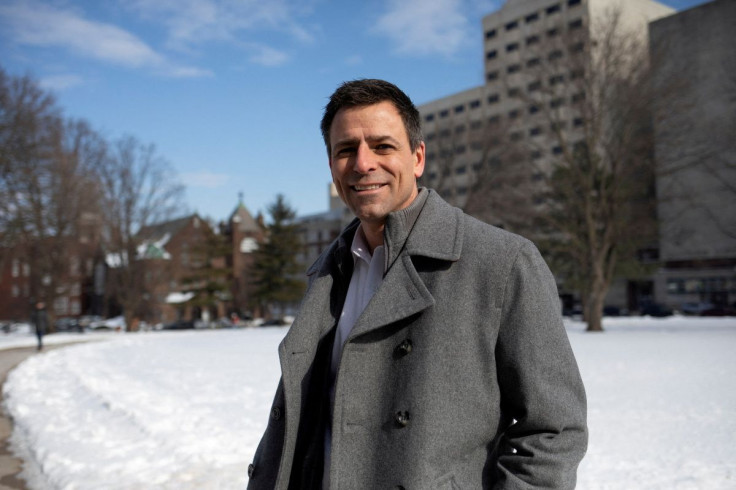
(374, 143, 395, 152)
(335, 147, 356, 157)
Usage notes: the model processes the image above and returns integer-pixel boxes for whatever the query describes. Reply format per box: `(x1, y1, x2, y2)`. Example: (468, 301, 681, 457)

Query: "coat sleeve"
(493, 240, 588, 489)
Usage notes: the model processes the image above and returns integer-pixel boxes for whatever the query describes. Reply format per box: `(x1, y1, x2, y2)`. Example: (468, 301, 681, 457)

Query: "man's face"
(328, 101, 425, 227)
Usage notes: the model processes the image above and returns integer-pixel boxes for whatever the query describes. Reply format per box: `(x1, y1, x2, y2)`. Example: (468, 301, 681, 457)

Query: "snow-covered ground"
(3, 316, 735, 489)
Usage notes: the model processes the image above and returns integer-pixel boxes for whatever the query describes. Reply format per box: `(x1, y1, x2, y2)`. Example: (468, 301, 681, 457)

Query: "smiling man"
(247, 79, 587, 489)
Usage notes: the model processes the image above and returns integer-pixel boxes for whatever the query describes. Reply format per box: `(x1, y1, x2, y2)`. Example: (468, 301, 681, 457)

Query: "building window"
(486, 49, 498, 60)
(570, 68, 585, 79)
(71, 300, 81, 315)
(11, 259, 19, 277)
(506, 42, 520, 52)
(548, 50, 563, 61)
(528, 80, 542, 92)
(508, 87, 521, 97)
(526, 35, 540, 45)
(424, 114, 435, 122)
(549, 74, 565, 85)
(439, 109, 449, 118)
(455, 145, 467, 155)
(529, 126, 543, 136)
(550, 97, 565, 108)
(507, 64, 522, 74)
(508, 109, 521, 119)
(529, 105, 540, 114)
(486, 28, 497, 39)
(572, 92, 586, 103)
(531, 150, 543, 159)
(489, 115, 501, 125)
(552, 145, 563, 155)
(458, 187, 468, 196)
(470, 99, 481, 109)
(470, 120, 482, 130)
(455, 124, 466, 134)
(573, 117, 584, 127)
(454, 104, 465, 114)
(526, 12, 540, 23)
(426, 132, 436, 140)
(11, 285, 19, 297)
(527, 57, 541, 68)
(551, 121, 567, 131)
(487, 71, 499, 81)
(568, 0, 582, 7)
(570, 42, 585, 53)
(505, 20, 519, 31)
(510, 131, 523, 142)
(547, 27, 559, 37)
(569, 18, 583, 30)
(546, 4, 561, 15)
(532, 172, 545, 181)
(488, 93, 500, 104)
(455, 165, 467, 174)
(439, 129, 451, 138)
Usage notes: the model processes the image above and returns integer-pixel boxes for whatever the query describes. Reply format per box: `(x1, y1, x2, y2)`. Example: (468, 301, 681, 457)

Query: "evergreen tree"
(251, 195, 305, 318)
(180, 220, 232, 325)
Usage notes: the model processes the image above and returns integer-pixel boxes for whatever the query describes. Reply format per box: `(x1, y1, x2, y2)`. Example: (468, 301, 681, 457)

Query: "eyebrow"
(332, 134, 402, 151)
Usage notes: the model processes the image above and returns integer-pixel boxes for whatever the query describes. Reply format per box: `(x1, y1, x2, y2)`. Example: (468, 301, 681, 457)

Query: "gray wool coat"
(247, 190, 587, 490)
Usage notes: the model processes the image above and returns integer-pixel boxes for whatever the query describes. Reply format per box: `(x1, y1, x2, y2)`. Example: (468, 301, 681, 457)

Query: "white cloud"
(345, 55, 363, 66)
(374, 0, 472, 57)
(248, 45, 290, 67)
(126, 0, 315, 53)
(39, 73, 85, 91)
(181, 171, 229, 189)
(0, 1, 209, 77)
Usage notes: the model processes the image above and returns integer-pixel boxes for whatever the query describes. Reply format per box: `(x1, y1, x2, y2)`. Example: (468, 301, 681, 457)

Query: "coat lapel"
(348, 190, 465, 340)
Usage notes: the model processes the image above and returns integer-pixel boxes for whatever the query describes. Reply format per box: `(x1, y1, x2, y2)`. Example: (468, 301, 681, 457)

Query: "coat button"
(248, 463, 255, 477)
(395, 410, 410, 427)
(271, 407, 282, 420)
(395, 339, 412, 357)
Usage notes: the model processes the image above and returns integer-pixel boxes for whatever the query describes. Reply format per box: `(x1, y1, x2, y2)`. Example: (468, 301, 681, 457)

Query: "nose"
(353, 143, 376, 174)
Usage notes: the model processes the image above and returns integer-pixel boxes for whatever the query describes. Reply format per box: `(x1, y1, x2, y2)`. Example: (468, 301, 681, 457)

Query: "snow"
(3, 316, 736, 489)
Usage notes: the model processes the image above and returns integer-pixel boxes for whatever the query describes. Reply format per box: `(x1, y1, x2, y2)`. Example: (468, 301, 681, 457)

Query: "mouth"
(351, 184, 384, 191)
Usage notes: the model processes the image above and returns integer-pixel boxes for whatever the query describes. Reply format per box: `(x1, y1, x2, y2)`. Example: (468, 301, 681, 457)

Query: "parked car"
(162, 320, 195, 330)
(54, 317, 81, 332)
(639, 302, 673, 317)
(699, 305, 736, 317)
(680, 302, 714, 315)
(88, 316, 127, 332)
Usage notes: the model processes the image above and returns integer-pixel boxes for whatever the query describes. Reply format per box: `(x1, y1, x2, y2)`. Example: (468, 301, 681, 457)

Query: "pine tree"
(251, 195, 305, 319)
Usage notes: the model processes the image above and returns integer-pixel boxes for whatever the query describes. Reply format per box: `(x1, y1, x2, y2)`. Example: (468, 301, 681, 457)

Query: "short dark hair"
(320, 79, 423, 154)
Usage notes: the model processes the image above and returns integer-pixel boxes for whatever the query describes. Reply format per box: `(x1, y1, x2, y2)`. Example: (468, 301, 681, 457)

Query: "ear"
(413, 141, 425, 179)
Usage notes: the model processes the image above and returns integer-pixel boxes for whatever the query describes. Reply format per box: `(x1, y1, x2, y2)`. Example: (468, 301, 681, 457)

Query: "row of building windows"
(666, 277, 736, 294)
(486, 45, 585, 83)
(485, 0, 583, 39)
(487, 19, 584, 59)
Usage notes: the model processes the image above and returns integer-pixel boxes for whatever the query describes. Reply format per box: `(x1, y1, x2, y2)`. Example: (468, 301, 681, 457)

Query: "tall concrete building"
(650, 0, 736, 310)
(419, 0, 673, 211)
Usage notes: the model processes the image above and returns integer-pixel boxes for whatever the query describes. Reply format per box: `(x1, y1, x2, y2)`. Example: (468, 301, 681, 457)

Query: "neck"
(360, 222, 385, 254)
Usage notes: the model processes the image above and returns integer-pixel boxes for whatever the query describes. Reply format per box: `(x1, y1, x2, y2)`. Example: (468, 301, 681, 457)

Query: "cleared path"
(0, 343, 89, 490)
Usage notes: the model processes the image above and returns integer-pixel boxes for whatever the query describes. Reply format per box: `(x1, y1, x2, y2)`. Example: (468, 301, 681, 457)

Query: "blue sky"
(0, 0, 710, 224)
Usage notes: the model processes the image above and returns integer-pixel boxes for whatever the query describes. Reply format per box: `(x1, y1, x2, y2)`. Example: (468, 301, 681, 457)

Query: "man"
(248, 79, 587, 489)
(31, 301, 47, 351)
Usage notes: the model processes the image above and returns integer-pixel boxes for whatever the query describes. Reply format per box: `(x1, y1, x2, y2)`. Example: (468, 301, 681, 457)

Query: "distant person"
(31, 301, 48, 351)
(248, 79, 587, 489)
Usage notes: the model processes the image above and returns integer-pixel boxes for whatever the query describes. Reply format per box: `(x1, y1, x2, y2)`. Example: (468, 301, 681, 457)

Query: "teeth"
(354, 184, 381, 191)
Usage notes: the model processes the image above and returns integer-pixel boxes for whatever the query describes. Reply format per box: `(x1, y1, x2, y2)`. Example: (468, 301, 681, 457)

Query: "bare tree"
(0, 69, 103, 323)
(96, 135, 186, 328)
(461, 10, 660, 331)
